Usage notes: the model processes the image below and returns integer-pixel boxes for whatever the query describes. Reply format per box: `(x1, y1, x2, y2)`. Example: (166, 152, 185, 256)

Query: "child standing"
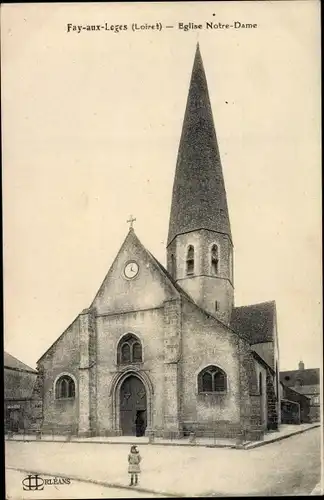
(128, 445, 141, 486)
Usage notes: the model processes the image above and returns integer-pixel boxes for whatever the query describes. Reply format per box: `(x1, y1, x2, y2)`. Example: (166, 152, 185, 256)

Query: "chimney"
(298, 360, 305, 371)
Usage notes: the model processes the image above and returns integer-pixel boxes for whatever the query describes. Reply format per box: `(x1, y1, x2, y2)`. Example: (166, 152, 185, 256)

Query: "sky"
(2, 1, 322, 372)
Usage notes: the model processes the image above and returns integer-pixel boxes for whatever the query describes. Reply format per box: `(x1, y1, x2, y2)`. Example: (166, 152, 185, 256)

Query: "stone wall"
(39, 317, 80, 434)
(4, 400, 42, 432)
(238, 342, 264, 440)
(162, 299, 182, 437)
(180, 299, 241, 436)
(95, 307, 166, 435)
(167, 229, 234, 324)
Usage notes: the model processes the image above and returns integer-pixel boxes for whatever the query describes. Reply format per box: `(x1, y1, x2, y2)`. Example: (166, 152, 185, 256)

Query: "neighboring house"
(4, 352, 42, 432)
(280, 361, 320, 422)
(280, 382, 310, 424)
(35, 44, 281, 440)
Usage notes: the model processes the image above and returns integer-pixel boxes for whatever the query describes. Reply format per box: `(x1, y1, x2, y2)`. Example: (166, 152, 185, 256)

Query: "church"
(36, 44, 281, 441)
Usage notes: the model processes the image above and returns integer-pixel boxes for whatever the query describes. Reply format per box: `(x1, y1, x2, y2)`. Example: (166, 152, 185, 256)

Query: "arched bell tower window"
(186, 245, 195, 275)
(117, 334, 143, 364)
(198, 365, 227, 393)
(55, 375, 75, 399)
(211, 244, 219, 275)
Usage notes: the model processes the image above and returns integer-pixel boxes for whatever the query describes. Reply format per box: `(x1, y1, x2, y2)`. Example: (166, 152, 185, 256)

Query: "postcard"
(2, 1, 322, 498)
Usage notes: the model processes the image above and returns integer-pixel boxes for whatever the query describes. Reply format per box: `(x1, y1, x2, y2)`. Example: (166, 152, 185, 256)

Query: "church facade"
(36, 45, 281, 440)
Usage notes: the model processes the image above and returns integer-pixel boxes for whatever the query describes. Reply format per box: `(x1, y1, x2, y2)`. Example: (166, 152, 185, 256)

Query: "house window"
(55, 375, 75, 399)
(313, 396, 319, 405)
(211, 244, 219, 275)
(198, 366, 227, 393)
(186, 245, 195, 275)
(117, 334, 143, 364)
(215, 301, 219, 312)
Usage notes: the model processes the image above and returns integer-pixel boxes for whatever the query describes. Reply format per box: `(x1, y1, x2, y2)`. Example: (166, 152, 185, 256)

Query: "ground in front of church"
(5, 427, 321, 497)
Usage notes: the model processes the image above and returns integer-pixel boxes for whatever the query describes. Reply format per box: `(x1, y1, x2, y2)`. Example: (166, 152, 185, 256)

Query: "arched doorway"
(120, 375, 147, 436)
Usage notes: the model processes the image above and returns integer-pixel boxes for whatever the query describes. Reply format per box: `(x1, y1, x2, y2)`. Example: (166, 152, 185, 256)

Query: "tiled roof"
(280, 368, 320, 388)
(167, 43, 231, 246)
(4, 352, 37, 373)
(281, 384, 311, 404)
(230, 301, 276, 344)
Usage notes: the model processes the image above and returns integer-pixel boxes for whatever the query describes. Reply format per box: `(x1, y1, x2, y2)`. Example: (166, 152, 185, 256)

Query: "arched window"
(211, 244, 219, 275)
(186, 245, 195, 275)
(133, 342, 142, 363)
(121, 343, 131, 363)
(117, 334, 143, 364)
(55, 375, 75, 399)
(214, 371, 226, 391)
(198, 366, 227, 393)
(259, 372, 263, 395)
(202, 371, 213, 392)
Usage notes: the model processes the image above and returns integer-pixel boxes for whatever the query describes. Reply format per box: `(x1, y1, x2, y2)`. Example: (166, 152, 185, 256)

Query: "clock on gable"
(124, 261, 139, 280)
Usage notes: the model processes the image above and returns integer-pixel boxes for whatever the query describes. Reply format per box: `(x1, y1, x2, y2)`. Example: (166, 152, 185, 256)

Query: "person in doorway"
(128, 445, 141, 486)
(135, 412, 145, 437)
(135, 413, 142, 437)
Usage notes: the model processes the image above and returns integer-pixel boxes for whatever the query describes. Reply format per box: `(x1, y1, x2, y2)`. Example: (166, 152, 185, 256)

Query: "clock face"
(124, 261, 139, 279)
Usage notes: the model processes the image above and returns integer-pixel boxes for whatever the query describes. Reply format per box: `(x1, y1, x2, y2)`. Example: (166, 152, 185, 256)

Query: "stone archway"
(120, 375, 147, 436)
(110, 369, 153, 435)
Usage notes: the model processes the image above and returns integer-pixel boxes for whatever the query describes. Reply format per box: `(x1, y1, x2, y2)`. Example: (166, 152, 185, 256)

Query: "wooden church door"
(120, 376, 147, 436)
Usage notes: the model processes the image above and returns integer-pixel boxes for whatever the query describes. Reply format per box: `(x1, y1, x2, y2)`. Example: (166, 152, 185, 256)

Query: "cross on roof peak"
(127, 215, 136, 231)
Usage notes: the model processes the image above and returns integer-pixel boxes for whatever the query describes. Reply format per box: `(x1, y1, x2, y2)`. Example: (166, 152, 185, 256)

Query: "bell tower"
(167, 44, 234, 324)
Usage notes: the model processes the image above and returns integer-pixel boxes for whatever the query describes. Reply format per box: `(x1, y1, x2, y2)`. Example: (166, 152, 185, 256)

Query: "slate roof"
(281, 383, 311, 404)
(280, 368, 320, 388)
(4, 351, 37, 373)
(167, 43, 231, 246)
(230, 301, 276, 344)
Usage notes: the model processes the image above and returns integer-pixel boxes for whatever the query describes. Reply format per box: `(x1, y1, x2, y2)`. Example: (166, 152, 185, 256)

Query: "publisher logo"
(22, 475, 44, 491)
(22, 475, 71, 490)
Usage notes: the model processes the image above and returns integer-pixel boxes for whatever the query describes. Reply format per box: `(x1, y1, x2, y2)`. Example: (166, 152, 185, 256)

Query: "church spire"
(167, 44, 232, 246)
